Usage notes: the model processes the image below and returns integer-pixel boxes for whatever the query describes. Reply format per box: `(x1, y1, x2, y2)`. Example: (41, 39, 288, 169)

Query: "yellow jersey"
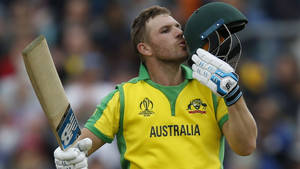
(85, 64, 229, 169)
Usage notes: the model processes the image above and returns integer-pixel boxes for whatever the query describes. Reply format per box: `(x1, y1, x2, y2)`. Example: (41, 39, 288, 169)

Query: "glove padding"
(54, 138, 92, 169)
(192, 48, 243, 106)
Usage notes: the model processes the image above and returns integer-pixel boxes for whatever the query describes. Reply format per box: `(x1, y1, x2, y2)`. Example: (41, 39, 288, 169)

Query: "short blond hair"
(131, 5, 171, 56)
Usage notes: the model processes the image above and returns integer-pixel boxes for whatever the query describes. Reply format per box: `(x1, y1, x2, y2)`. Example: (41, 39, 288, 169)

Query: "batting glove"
(54, 138, 92, 169)
(192, 48, 243, 106)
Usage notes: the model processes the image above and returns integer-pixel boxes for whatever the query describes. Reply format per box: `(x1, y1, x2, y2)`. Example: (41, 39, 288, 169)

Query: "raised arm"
(79, 128, 106, 156)
(222, 97, 257, 155)
(192, 48, 257, 155)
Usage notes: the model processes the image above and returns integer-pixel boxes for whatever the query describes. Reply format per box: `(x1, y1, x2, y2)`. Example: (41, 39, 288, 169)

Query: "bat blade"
(22, 35, 81, 150)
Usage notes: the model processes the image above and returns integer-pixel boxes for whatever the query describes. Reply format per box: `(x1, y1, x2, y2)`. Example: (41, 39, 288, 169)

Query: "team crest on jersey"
(139, 97, 155, 117)
(187, 98, 207, 114)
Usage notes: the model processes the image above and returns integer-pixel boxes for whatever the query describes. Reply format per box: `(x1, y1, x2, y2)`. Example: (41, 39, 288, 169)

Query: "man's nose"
(175, 27, 183, 39)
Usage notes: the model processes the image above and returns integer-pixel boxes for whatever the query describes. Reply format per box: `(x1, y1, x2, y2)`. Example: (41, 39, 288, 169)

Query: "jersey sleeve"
(84, 89, 120, 143)
(216, 97, 229, 130)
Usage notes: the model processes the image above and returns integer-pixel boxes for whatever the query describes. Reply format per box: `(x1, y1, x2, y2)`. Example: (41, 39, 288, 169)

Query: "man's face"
(144, 14, 188, 63)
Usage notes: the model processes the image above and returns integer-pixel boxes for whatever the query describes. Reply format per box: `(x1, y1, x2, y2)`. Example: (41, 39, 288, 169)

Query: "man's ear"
(137, 42, 152, 56)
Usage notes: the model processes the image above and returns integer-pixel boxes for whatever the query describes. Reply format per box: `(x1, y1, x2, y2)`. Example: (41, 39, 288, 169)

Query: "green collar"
(138, 63, 193, 81)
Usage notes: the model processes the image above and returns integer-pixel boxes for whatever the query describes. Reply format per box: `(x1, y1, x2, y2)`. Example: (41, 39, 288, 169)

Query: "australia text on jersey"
(150, 124, 200, 138)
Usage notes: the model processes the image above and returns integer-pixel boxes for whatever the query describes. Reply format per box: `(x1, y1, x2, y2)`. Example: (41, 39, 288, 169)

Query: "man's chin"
(182, 50, 189, 60)
(177, 53, 189, 63)
(162, 55, 187, 64)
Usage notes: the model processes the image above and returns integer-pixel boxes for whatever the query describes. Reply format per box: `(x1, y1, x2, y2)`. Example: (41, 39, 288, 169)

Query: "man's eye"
(161, 28, 169, 33)
(176, 24, 181, 29)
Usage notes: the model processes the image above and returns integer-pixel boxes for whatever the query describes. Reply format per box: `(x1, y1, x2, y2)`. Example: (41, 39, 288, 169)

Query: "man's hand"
(54, 138, 92, 169)
(192, 48, 243, 106)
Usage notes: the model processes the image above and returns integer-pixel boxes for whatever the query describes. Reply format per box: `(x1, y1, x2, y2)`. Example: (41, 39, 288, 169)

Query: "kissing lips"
(179, 40, 186, 47)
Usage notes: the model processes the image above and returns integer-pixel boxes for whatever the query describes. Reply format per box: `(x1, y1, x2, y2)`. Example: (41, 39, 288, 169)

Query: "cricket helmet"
(184, 2, 248, 68)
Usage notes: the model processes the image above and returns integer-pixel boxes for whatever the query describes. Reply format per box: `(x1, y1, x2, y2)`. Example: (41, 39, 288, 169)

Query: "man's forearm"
(223, 96, 257, 156)
(79, 128, 106, 156)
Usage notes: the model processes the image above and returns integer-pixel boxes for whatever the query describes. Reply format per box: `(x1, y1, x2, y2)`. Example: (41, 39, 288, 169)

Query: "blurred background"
(0, 0, 299, 169)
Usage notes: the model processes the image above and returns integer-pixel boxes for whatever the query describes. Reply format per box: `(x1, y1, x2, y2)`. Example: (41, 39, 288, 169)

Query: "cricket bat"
(22, 35, 81, 150)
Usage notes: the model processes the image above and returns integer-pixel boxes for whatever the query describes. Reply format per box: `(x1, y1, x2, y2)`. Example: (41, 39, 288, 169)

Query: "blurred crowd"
(0, 0, 299, 169)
